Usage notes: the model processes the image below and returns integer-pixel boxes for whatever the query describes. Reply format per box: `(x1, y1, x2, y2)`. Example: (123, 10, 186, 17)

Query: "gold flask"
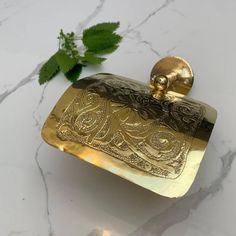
(41, 56, 217, 198)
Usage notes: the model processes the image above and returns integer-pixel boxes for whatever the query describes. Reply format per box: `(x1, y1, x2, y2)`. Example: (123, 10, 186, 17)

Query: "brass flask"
(41, 56, 217, 198)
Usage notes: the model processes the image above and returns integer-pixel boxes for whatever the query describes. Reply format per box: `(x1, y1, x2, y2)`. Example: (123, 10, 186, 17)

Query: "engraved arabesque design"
(56, 75, 204, 178)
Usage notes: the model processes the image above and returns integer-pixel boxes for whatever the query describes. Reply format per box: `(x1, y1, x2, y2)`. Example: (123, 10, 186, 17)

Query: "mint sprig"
(39, 22, 122, 85)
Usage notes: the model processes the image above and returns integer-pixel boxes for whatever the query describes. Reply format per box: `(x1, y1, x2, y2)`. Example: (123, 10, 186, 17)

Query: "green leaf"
(83, 31, 121, 53)
(83, 22, 120, 33)
(82, 52, 106, 64)
(92, 45, 119, 55)
(39, 54, 59, 85)
(82, 22, 122, 54)
(55, 49, 77, 73)
(64, 64, 83, 82)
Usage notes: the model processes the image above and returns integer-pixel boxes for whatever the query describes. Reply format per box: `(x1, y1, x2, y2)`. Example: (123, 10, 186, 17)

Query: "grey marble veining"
(87, 150, 236, 236)
(129, 150, 236, 236)
(34, 142, 53, 236)
(0, 0, 235, 235)
(0, 62, 43, 104)
(75, 0, 106, 35)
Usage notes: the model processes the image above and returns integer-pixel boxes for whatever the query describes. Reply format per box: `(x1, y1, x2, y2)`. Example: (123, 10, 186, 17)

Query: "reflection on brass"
(42, 56, 217, 198)
(150, 56, 194, 96)
(56, 77, 204, 179)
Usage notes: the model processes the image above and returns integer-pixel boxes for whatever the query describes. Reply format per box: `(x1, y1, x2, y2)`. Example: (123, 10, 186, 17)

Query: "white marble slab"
(0, 0, 236, 235)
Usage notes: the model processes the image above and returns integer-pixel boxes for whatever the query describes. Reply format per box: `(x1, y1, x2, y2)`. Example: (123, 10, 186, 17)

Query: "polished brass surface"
(150, 56, 194, 96)
(41, 57, 217, 198)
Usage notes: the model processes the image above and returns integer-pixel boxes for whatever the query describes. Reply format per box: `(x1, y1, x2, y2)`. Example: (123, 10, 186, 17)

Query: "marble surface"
(0, 0, 236, 235)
